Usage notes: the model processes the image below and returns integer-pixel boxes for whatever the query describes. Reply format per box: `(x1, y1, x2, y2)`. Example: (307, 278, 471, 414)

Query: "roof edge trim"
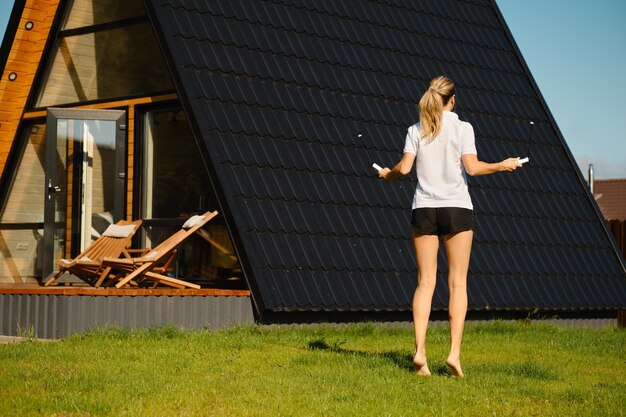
(489, 0, 625, 273)
(143, 0, 266, 317)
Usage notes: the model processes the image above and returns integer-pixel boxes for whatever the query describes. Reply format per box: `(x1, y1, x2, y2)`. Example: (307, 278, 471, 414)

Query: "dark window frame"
(0, 119, 46, 231)
(58, 14, 148, 38)
(25, 0, 174, 111)
(42, 107, 128, 274)
(132, 101, 226, 228)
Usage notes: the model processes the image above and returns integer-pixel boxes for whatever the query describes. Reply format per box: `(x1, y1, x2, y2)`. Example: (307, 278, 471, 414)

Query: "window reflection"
(63, 0, 145, 30)
(141, 109, 242, 287)
(143, 225, 241, 286)
(0, 124, 47, 282)
(1, 124, 46, 224)
(143, 109, 216, 219)
(36, 22, 172, 107)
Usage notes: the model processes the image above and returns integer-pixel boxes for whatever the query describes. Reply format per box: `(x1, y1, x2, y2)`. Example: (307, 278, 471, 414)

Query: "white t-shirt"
(403, 111, 477, 210)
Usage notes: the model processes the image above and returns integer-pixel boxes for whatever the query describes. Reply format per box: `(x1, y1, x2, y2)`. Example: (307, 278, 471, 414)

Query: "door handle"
(47, 179, 61, 193)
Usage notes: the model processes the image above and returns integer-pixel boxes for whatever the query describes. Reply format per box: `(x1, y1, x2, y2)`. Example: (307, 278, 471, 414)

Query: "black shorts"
(411, 207, 474, 236)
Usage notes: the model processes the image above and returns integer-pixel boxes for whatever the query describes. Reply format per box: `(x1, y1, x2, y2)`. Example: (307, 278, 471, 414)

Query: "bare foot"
(413, 353, 431, 376)
(446, 356, 464, 378)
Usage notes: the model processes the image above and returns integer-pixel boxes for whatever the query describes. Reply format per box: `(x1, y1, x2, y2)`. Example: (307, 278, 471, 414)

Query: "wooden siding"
(36, 34, 99, 106)
(0, 0, 61, 176)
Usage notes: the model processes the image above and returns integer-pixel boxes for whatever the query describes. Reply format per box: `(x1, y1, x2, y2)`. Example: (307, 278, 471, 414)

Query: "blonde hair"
(418, 76, 455, 142)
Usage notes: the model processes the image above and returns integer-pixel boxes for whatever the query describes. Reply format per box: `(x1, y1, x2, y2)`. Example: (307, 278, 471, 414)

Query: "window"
(63, 0, 145, 30)
(142, 109, 216, 219)
(141, 108, 241, 286)
(0, 123, 46, 281)
(34, 0, 172, 108)
(0, 124, 46, 224)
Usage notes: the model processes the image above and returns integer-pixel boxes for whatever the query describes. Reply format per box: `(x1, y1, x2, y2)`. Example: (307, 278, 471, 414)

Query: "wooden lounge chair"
(103, 211, 219, 289)
(44, 219, 142, 287)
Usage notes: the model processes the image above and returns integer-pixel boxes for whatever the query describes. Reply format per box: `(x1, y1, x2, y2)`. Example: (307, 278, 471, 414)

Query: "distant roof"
(145, 0, 626, 316)
(595, 179, 626, 221)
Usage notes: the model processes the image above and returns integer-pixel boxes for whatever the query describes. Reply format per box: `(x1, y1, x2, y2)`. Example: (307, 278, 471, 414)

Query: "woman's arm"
(461, 154, 520, 176)
(379, 152, 416, 181)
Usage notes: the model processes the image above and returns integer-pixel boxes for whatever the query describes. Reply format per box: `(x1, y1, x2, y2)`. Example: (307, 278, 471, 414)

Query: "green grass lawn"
(0, 321, 624, 416)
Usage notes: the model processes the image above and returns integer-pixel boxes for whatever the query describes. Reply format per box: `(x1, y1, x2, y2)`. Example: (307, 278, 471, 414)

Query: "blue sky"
(1, 1, 624, 178)
(496, 0, 626, 179)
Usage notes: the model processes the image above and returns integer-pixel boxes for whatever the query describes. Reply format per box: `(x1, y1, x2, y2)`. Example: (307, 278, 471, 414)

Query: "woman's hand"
(462, 154, 522, 176)
(500, 157, 521, 172)
(379, 153, 415, 181)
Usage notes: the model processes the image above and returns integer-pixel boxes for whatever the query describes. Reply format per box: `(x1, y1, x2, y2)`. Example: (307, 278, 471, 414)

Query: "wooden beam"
(0, 0, 62, 175)
(0, 286, 251, 297)
(21, 93, 178, 120)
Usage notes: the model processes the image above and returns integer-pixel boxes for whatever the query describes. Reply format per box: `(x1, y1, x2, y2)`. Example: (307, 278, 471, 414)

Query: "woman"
(378, 76, 520, 377)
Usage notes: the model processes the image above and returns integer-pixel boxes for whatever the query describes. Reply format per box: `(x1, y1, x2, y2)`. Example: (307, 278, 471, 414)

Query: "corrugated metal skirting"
(0, 294, 255, 339)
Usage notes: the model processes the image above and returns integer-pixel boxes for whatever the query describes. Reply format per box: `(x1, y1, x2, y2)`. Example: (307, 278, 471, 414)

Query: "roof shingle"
(145, 0, 626, 314)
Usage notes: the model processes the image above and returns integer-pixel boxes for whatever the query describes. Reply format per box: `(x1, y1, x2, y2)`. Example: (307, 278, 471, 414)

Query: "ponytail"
(419, 76, 455, 142)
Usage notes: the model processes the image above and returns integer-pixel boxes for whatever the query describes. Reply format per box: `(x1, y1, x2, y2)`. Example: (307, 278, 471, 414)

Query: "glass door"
(42, 108, 126, 278)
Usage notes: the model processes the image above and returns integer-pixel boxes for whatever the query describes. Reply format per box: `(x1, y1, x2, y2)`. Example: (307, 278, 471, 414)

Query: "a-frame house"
(1, 0, 624, 337)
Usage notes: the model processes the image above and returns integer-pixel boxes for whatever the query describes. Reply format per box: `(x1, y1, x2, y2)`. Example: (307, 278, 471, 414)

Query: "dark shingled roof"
(144, 0, 626, 315)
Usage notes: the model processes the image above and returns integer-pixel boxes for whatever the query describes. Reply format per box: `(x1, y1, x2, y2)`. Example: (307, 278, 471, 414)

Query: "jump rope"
(371, 121, 535, 173)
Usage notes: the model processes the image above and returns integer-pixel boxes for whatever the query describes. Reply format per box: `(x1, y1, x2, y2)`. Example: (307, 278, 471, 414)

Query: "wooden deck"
(0, 283, 250, 297)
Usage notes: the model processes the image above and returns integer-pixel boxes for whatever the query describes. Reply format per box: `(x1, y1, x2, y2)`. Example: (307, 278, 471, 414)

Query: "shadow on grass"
(307, 338, 453, 376)
(307, 339, 558, 380)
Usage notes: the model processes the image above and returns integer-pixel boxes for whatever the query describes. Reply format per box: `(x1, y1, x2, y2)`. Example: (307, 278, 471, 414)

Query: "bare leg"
(443, 230, 473, 378)
(412, 233, 439, 376)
